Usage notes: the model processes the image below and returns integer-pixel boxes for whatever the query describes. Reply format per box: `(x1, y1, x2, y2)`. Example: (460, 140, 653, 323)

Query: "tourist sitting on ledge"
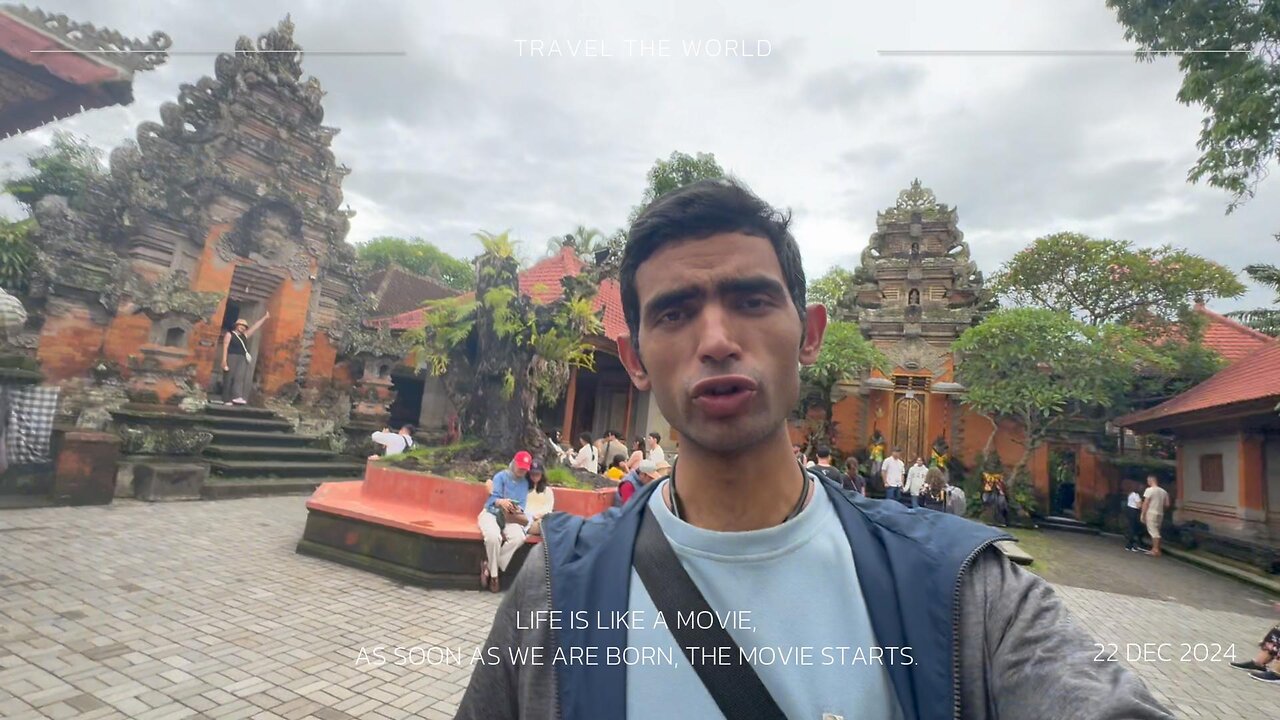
(367, 424, 415, 461)
(524, 461, 554, 537)
(617, 458, 668, 506)
(570, 432, 598, 474)
(546, 429, 569, 465)
(478, 451, 534, 593)
(604, 455, 628, 481)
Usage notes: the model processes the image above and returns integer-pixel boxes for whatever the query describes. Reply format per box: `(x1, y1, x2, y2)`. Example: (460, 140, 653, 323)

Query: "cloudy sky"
(3, 0, 1278, 313)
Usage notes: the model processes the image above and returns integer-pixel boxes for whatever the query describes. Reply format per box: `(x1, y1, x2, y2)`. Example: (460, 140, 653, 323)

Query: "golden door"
(893, 395, 925, 462)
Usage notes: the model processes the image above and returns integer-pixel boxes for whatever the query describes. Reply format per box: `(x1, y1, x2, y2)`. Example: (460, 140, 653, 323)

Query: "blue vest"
(540, 475, 1008, 720)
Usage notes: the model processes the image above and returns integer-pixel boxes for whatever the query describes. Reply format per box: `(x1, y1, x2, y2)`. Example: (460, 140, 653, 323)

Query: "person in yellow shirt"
(604, 454, 628, 481)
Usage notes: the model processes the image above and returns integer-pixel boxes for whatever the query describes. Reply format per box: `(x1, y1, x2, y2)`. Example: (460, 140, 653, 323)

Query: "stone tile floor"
(0, 497, 1275, 719)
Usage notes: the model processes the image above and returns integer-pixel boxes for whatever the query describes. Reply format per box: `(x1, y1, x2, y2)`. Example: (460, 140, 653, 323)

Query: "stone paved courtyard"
(0, 497, 1275, 719)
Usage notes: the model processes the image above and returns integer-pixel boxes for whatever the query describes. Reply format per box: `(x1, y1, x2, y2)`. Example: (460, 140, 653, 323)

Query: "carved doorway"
(893, 395, 925, 463)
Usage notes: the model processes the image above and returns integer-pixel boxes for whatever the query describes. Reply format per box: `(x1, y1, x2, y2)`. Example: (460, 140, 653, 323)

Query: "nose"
(694, 303, 743, 365)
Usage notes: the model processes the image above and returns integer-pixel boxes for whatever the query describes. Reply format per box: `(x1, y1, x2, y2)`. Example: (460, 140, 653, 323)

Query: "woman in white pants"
(478, 451, 533, 592)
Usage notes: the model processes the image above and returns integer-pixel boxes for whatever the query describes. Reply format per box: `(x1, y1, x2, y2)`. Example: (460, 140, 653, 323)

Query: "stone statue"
(930, 435, 949, 469)
(867, 428, 887, 477)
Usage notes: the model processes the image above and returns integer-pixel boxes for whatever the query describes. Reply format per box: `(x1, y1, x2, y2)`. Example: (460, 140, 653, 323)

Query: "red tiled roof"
(1115, 341, 1280, 429)
(363, 265, 460, 316)
(1194, 303, 1276, 363)
(520, 246, 586, 304)
(593, 278, 627, 341)
(371, 246, 628, 341)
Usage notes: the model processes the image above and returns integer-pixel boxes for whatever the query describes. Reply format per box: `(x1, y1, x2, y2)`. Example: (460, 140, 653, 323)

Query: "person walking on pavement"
(1139, 474, 1171, 557)
(905, 456, 928, 508)
(221, 313, 268, 406)
(1123, 480, 1145, 552)
(881, 447, 905, 502)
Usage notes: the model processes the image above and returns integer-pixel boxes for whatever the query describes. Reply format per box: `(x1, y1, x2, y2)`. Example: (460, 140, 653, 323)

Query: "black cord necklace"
(668, 459, 811, 525)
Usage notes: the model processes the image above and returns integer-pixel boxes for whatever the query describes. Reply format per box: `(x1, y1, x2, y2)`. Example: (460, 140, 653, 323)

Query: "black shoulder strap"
(633, 509, 786, 720)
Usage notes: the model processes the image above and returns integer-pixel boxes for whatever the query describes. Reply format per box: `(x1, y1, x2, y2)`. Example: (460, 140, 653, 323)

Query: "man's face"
(618, 233, 825, 455)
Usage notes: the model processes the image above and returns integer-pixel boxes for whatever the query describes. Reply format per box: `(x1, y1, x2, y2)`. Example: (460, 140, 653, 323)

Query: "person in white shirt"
(524, 461, 555, 536)
(368, 424, 415, 461)
(645, 431, 666, 465)
(1140, 475, 1171, 557)
(1124, 481, 1144, 552)
(880, 447, 905, 503)
(625, 437, 646, 472)
(547, 429, 569, 465)
(572, 432, 599, 474)
(905, 457, 928, 508)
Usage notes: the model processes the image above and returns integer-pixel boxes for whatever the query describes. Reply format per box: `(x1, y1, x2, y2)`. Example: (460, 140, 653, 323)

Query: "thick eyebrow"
(641, 275, 788, 323)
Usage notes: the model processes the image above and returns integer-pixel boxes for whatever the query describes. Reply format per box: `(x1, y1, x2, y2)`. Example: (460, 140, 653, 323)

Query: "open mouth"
(691, 376, 758, 398)
(690, 376, 759, 419)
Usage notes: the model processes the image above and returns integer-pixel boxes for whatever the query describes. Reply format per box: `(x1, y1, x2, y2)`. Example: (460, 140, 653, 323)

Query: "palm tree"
(1227, 236, 1280, 336)
(544, 225, 604, 259)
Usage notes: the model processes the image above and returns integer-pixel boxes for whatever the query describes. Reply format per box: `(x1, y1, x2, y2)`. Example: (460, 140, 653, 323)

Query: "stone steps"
(202, 404, 278, 419)
(203, 444, 338, 461)
(201, 477, 337, 500)
(196, 415, 294, 433)
(205, 429, 322, 448)
(207, 458, 365, 479)
(193, 405, 363, 496)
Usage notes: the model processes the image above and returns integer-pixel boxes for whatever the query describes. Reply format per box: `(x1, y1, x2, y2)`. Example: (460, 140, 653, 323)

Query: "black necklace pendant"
(668, 460, 810, 525)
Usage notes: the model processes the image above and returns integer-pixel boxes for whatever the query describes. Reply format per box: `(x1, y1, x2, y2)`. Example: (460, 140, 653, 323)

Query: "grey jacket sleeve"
(958, 549, 1175, 720)
(454, 544, 558, 720)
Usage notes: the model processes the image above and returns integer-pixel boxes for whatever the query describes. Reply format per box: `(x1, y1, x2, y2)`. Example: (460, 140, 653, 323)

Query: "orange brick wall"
(100, 309, 153, 373)
(36, 299, 109, 382)
(831, 394, 864, 451)
(258, 268, 315, 394)
(192, 224, 237, 388)
(308, 331, 338, 384)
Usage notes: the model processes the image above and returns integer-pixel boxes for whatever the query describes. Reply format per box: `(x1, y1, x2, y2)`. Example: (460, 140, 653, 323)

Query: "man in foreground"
(456, 179, 1171, 719)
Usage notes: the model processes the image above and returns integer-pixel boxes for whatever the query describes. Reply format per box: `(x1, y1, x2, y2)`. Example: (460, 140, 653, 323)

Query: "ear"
(616, 334, 651, 392)
(798, 303, 827, 366)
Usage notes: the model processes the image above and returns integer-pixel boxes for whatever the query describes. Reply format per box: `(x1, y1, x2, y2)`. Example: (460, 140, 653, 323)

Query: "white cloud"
(1, 0, 1276, 313)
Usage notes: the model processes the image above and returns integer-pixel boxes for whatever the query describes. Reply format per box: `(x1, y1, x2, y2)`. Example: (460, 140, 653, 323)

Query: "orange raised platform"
(296, 463, 617, 589)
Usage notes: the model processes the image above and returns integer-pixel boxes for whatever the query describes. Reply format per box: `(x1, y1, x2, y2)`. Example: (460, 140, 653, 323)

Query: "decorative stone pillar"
(343, 354, 399, 457)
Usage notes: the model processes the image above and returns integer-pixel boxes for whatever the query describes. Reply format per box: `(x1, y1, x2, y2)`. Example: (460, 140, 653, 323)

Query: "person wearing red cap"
(478, 451, 534, 592)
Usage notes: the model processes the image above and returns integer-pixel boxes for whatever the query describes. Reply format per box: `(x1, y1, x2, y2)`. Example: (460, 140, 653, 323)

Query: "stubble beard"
(669, 385, 793, 457)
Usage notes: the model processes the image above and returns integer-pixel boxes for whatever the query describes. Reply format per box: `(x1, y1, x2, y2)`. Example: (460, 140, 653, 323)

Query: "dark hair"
(892, 447, 902, 453)
(620, 178, 806, 343)
(816, 446, 832, 459)
(649, 431, 661, 443)
(634, 437, 645, 451)
(611, 454, 626, 468)
(579, 432, 592, 445)
(399, 423, 415, 434)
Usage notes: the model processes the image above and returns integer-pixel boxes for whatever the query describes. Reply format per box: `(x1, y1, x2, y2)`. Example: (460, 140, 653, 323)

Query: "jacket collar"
(540, 476, 1005, 720)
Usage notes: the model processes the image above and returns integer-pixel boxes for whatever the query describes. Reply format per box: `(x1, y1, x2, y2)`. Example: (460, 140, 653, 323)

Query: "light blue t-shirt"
(626, 480, 904, 720)
(485, 469, 529, 511)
